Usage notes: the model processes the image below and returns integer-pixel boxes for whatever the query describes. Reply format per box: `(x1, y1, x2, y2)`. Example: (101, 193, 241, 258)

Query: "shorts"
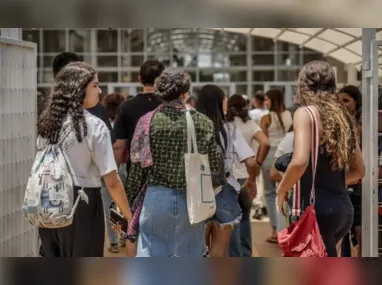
(209, 184, 242, 227)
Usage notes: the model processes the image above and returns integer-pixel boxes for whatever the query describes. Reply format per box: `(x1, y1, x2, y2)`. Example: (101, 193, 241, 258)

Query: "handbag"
(184, 111, 216, 224)
(277, 106, 327, 257)
(274, 152, 293, 173)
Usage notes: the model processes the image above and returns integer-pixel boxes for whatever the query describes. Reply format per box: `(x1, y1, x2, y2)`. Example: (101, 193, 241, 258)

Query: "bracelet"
(256, 160, 263, 166)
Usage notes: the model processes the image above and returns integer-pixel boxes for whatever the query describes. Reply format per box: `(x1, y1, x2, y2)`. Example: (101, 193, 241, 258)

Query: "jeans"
(228, 179, 252, 257)
(101, 164, 127, 246)
(262, 146, 277, 229)
(137, 186, 205, 257)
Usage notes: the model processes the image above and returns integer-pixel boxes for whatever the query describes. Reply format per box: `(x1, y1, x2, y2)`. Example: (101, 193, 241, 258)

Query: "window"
(253, 71, 274, 81)
(97, 29, 118, 52)
(43, 30, 66, 52)
(97, 56, 118, 67)
(229, 71, 247, 82)
(253, 37, 274, 52)
(235, 85, 248, 95)
(69, 29, 91, 53)
(121, 29, 145, 52)
(229, 54, 247, 67)
(277, 69, 300, 81)
(98, 72, 118, 83)
(147, 29, 170, 53)
(252, 53, 274, 65)
(23, 29, 40, 52)
(122, 72, 140, 82)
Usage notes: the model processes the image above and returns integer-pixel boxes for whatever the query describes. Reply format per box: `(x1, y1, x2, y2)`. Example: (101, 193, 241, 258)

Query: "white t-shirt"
(37, 111, 117, 188)
(220, 123, 255, 193)
(232, 117, 261, 179)
(274, 132, 294, 159)
(268, 111, 293, 146)
(248, 108, 269, 125)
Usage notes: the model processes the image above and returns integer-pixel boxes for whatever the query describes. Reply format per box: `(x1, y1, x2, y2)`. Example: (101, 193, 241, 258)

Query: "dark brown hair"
(103, 93, 126, 121)
(226, 94, 250, 123)
(265, 89, 286, 133)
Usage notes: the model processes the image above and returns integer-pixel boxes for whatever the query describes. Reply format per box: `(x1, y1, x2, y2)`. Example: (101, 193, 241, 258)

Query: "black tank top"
(298, 144, 353, 216)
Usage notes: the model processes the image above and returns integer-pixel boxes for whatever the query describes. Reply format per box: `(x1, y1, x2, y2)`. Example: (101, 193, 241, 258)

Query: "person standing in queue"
(113, 60, 164, 256)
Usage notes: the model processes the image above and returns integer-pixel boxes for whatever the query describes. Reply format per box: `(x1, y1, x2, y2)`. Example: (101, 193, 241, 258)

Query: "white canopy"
(208, 28, 382, 70)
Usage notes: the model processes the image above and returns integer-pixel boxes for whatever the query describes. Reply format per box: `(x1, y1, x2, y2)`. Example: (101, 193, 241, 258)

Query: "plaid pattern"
(125, 105, 220, 205)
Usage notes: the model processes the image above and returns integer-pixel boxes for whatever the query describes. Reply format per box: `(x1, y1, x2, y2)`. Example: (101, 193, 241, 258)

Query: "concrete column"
(361, 28, 378, 257)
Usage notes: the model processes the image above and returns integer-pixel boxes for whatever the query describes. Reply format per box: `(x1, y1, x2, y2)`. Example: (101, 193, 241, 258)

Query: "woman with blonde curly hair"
(276, 60, 365, 257)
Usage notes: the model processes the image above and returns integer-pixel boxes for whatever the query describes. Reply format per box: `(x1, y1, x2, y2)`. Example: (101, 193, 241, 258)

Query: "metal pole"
(361, 28, 377, 257)
(247, 33, 253, 100)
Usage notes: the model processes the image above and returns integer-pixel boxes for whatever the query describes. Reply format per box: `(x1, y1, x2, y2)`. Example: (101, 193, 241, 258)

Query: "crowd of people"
(34, 51, 367, 257)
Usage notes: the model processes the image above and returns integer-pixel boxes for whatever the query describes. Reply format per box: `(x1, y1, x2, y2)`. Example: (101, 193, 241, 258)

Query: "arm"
(270, 163, 283, 182)
(242, 156, 258, 201)
(277, 108, 311, 196)
(345, 141, 365, 185)
(113, 139, 127, 167)
(253, 129, 270, 165)
(103, 171, 131, 221)
(113, 103, 129, 167)
(234, 129, 258, 200)
(260, 115, 271, 137)
(91, 122, 131, 221)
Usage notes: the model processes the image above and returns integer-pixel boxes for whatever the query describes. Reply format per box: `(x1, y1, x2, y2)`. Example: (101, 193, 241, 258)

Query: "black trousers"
(317, 213, 353, 257)
(39, 186, 105, 257)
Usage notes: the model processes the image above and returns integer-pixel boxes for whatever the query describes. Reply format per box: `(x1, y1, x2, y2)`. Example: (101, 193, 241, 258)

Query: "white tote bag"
(184, 111, 216, 224)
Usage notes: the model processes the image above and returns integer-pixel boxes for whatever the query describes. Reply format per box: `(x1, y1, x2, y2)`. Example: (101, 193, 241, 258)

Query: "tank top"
(297, 144, 353, 216)
(267, 111, 293, 146)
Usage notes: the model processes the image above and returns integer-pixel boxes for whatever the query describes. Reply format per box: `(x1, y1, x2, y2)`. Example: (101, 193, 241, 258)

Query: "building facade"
(23, 28, 349, 108)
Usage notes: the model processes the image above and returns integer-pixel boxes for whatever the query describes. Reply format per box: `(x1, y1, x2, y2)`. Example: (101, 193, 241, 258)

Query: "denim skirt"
(136, 185, 205, 257)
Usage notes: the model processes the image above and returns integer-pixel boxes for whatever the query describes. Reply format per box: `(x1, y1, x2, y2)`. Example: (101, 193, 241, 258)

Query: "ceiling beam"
(300, 28, 327, 47)
(274, 28, 287, 42)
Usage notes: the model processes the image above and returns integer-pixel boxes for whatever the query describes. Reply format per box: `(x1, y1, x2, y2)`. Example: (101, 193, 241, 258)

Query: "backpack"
(211, 145, 227, 189)
(23, 126, 89, 228)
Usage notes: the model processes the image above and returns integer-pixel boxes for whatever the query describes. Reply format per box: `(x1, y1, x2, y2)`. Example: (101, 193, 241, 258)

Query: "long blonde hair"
(296, 60, 357, 171)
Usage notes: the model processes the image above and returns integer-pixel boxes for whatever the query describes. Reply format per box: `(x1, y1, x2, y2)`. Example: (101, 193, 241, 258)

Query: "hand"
(253, 163, 261, 177)
(112, 222, 125, 235)
(277, 191, 288, 217)
(242, 178, 257, 201)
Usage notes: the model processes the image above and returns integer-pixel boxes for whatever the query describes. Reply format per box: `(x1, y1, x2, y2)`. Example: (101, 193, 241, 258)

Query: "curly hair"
(226, 94, 250, 123)
(37, 62, 96, 144)
(154, 68, 191, 102)
(296, 60, 357, 171)
(103, 92, 126, 121)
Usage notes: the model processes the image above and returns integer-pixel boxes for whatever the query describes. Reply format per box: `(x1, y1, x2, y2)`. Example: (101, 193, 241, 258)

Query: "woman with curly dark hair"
(277, 61, 365, 257)
(339, 85, 363, 257)
(37, 62, 131, 257)
(126, 68, 221, 257)
(226, 94, 270, 257)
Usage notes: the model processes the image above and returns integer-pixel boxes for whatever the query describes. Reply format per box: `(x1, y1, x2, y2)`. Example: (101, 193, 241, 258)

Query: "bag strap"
(291, 106, 319, 219)
(186, 111, 198, 154)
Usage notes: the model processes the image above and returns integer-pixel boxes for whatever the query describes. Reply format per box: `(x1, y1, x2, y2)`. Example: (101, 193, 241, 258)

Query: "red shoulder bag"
(278, 106, 327, 257)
